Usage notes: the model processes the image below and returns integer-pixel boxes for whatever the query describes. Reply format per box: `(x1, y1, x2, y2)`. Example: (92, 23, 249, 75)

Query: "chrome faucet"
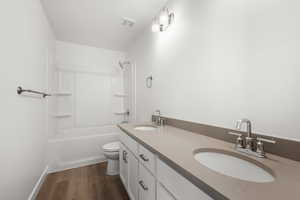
(236, 119, 253, 150)
(155, 110, 161, 118)
(153, 110, 165, 126)
(236, 119, 252, 137)
(155, 110, 161, 125)
(229, 119, 276, 158)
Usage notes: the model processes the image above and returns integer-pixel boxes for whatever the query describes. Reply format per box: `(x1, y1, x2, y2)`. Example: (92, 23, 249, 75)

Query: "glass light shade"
(159, 9, 169, 26)
(152, 22, 160, 32)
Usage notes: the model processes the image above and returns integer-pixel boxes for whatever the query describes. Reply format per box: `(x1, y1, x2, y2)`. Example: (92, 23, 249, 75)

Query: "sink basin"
(194, 149, 275, 183)
(134, 125, 157, 131)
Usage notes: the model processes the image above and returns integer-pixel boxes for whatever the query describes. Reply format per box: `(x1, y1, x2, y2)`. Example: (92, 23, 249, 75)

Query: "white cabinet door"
(138, 144, 156, 175)
(119, 143, 128, 189)
(120, 132, 138, 157)
(157, 182, 177, 200)
(157, 159, 213, 200)
(128, 151, 139, 200)
(138, 164, 156, 200)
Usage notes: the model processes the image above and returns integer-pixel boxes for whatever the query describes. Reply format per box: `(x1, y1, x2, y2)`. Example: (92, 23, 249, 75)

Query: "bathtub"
(47, 125, 121, 172)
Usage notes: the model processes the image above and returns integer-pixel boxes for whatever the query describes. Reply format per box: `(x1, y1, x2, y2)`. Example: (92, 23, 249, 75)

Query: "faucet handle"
(257, 137, 276, 144)
(228, 132, 244, 148)
(256, 137, 276, 157)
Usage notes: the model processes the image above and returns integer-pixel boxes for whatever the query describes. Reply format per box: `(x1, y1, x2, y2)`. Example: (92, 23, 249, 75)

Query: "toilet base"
(106, 159, 120, 176)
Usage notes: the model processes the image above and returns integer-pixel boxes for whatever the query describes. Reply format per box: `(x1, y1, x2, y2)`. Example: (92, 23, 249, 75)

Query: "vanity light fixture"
(151, 7, 174, 32)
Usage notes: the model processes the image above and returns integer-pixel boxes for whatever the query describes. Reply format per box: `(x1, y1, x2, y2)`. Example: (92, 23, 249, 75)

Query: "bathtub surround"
(47, 41, 128, 172)
(128, 0, 300, 141)
(0, 0, 55, 199)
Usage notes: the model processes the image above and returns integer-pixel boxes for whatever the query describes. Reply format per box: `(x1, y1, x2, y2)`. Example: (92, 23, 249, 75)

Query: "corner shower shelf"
(114, 93, 127, 97)
(52, 113, 72, 118)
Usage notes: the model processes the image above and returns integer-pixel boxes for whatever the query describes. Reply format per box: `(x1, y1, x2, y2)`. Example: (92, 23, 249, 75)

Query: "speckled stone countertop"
(118, 123, 300, 200)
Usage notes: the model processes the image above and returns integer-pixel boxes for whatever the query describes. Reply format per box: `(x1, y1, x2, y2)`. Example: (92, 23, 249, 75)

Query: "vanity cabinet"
(119, 143, 128, 188)
(120, 142, 139, 200)
(120, 132, 138, 156)
(157, 159, 213, 200)
(157, 182, 177, 200)
(128, 150, 139, 200)
(138, 144, 156, 175)
(119, 131, 212, 200)
(138, 164, 156, 200)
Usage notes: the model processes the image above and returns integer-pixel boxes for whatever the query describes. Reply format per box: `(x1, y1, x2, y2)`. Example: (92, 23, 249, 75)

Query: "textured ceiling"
(42, 0, 168, 51)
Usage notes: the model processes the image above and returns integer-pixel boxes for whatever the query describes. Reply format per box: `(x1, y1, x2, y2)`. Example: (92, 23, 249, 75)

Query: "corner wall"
(0, 0, 55, 199)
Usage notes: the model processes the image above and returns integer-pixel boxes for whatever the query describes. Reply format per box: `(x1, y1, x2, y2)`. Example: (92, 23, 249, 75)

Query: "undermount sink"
(194, 149, 275, 183)
(134, 125, 157, 131)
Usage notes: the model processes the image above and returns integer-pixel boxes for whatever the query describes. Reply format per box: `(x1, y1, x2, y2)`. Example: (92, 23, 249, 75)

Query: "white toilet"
(102, 142, 120, 175)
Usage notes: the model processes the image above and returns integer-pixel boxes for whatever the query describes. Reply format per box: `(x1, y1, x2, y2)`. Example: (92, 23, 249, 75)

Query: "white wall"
(47, 41, 127, 171)
(128, 0, 300, 140)
(0, 0, 55, 199)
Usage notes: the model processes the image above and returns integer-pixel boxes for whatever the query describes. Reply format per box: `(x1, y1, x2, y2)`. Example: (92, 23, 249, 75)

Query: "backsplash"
(153, 116, 300, 162)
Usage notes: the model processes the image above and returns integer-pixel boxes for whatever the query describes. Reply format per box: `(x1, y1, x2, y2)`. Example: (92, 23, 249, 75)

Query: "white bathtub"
(47, 125, 121, 172)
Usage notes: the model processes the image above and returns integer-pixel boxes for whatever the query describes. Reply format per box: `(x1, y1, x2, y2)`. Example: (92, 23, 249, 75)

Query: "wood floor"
(36, 163, 129, 200)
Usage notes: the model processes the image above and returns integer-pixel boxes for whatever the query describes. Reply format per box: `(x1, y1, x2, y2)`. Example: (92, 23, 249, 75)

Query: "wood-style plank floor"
(36, 163, 129, 200)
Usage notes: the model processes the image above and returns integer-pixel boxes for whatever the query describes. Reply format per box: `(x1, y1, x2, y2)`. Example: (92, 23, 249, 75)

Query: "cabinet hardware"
(123, 150, 128, 163)
(139, 180, 148, 191)
(139, 154, 149, 162)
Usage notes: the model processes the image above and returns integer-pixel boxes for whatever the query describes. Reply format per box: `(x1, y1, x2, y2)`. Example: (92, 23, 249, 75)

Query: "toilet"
(102, 142, 120, 175)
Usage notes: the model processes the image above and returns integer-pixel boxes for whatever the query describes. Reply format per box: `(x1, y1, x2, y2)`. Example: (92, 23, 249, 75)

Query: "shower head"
(119, 61, 130, 69)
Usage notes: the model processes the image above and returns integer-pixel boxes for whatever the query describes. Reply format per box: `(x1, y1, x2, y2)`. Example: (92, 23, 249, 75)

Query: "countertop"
(118, 123, 300, 200)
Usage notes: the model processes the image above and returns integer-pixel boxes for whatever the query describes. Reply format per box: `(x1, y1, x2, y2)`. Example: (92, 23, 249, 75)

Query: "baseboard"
(48, 156, 107, 173)
(28, 166, 49, 200)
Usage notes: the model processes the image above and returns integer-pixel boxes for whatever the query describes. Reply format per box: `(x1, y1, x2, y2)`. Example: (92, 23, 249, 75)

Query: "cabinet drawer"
(157, 159, 213, 200)
(157, 182, 177, 200)
(138, 144, 156, 175)
(119, 131, 138, 157)
(138, 164, 156, 200)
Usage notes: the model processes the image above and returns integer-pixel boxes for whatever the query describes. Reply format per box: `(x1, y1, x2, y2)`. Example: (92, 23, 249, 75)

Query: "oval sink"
(194, 149, 275, 183)
(134, 125, 157, 131)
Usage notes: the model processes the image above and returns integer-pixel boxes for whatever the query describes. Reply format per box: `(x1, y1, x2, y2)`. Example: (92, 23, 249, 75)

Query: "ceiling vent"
(121, 17, 135, 27)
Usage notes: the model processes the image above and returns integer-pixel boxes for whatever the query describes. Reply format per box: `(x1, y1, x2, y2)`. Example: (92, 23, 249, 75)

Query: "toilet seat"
(103, 142, 120, 152)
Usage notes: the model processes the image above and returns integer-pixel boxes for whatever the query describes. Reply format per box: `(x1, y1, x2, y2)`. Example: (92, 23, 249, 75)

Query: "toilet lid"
(103, 142, 120, 152)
